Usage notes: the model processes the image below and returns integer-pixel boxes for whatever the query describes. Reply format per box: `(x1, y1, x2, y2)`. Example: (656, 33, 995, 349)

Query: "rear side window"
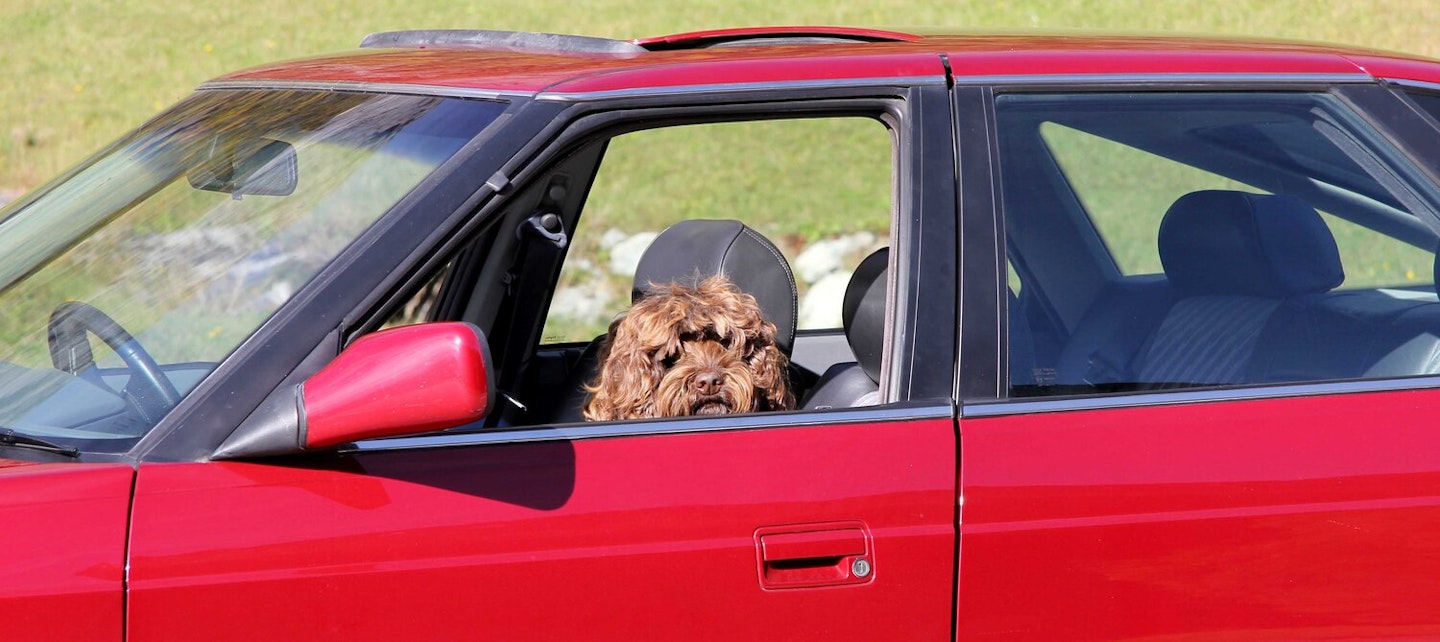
(1039, 117, 1433, 289)
(999, 91, 1440, 399)
(1040, 122, 1260, 276)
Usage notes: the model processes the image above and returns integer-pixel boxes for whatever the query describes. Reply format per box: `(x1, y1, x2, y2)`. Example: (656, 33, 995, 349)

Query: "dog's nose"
(694, 371, 723, 397)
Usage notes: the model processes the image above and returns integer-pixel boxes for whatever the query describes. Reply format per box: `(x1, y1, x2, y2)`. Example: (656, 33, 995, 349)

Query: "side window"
(1042, 122, 1433, 288)
(1040, 123, 1262, 275)
(543, 118, 891, 343)
(513, 116, 894, 423)
(1000, 92, 1440, 398)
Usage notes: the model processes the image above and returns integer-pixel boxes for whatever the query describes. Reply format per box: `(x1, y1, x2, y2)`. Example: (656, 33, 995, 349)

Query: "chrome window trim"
(955, 72, 1373, 88)
(535, 76, 947, 102)
(192, 74, 1372, 106)
(1384, 79, 1440, 94)
(343, 401, 955, 453)
(967, 375, 1440, 418)
(197, 79, 532, 101)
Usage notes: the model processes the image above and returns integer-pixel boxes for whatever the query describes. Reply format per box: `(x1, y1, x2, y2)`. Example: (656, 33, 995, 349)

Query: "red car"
(9, 25, 1440, 640)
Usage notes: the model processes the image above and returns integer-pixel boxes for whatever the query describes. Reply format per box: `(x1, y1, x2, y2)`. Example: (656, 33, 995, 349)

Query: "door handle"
(755, 522, 873, 589)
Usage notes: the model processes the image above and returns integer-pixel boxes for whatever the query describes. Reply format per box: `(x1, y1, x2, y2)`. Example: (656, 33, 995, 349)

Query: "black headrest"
(1158, 190, 1343, 297)
(633, 219, 797, 354)
(843, 248, 888, 384)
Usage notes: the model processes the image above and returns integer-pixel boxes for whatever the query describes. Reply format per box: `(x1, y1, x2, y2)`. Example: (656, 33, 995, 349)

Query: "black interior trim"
(955, 85, 1002, 402)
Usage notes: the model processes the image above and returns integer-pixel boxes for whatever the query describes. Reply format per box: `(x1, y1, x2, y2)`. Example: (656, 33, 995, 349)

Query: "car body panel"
(1346, 53, 1440, 86)
(212, 49, 630, 94)
(0, 461, 133, 642)
(12, 25, 1440, 641)
(127, 418, 956, 640)
(958, 388, 1440, 639)
(540, 53, 947, 95)
(940, 35, 1371, 79)
(213, 33, 1405, 99)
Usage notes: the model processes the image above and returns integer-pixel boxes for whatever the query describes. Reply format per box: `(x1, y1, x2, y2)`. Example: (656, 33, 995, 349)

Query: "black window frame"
(959, 78, 1440, 417)
(304, 81, 961, 451)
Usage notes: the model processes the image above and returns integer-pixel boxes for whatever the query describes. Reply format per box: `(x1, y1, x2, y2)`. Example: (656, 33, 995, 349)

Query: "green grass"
(543, 117, 893, 340)
(3, 0, 1440, 193)
(3, 0, 1440, 344)
(0, 0, 1437, 375)
(1043, 119, 1436, 290)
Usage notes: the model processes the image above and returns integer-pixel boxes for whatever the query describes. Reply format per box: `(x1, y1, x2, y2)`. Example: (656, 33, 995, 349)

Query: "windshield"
(0, 89, 505, 453)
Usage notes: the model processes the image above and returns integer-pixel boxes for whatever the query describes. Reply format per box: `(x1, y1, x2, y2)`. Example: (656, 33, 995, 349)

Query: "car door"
(126, 86, 962, 641)
(957, 82, 1440, 639)
(1, 461, 131, 642)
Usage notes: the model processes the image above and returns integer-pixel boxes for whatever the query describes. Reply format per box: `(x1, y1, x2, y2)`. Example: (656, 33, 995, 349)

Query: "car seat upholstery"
(1052, 190, 1347, 390)
(631, 219, 798, 355)
(1134, 190, 1345, 385)
(803, 247, 887, 409)
(542, 219, 797, 423)
(1008, 288, 1039, 387)
(1357, 247, 1440, 377)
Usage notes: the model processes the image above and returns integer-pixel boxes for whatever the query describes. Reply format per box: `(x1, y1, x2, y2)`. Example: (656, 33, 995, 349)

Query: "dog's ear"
(583, 311, 664, 421)
(751, 337, 795, 411)
(745, 312, 794, 412)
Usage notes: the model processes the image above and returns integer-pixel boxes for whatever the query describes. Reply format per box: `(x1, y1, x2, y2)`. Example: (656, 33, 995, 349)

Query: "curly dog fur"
(583, 276, 795, 421)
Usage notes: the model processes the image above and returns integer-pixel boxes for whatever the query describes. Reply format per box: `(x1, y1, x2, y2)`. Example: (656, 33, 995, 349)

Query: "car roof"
(208, 27, 1440, 98)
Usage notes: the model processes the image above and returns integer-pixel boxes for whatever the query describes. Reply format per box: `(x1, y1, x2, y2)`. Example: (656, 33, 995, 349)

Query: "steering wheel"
(48, 301, 182, 424)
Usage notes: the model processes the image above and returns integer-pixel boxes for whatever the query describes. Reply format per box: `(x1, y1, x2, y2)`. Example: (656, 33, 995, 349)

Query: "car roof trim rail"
(359, 30, 647, 56)
(535, 75, 947, 102)
(636, 26, 922, 50)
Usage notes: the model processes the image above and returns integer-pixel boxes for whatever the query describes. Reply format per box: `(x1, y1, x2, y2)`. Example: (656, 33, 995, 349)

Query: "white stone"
(793, 231, 880, 284)
(798, 271, 851, 329)
(607, 231, 658, 277)
(550, 284, 614, 321)
(599, 228, 628, 250)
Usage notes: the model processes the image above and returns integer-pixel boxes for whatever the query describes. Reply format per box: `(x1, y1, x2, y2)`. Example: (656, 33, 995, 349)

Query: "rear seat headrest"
(1158, 190, 1343, 297)
(632, 219, 797, 354)
(843, 247, 888, 384)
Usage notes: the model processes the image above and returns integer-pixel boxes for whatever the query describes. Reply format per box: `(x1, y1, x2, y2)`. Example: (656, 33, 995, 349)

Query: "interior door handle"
(755, 522, 873, 589)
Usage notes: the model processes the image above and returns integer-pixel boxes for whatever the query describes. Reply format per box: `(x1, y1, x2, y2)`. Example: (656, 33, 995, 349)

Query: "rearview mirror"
(300, 322, 496, 449)
(187, 137, 298, 197)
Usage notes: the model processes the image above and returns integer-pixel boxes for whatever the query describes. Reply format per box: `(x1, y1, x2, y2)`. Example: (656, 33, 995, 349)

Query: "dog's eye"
(701, 329, 731, 348)
(660, 353, 678, 368)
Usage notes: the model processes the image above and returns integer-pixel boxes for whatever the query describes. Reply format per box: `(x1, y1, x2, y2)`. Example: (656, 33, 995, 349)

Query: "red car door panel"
(128, 417, 955, 640)
(1, 461, 132, 642)
(958, 388, 1440, 640)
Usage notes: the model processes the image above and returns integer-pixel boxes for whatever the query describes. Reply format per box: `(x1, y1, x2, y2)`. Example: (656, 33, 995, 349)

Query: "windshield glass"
(0, 89, 505, 453)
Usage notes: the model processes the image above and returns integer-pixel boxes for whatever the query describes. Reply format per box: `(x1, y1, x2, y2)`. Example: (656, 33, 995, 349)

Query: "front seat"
(802, 247, 887, 409)
(543, 219, 797, 423)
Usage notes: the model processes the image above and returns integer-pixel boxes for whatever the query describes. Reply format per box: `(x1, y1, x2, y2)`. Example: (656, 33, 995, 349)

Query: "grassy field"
(0, 0, 1436, 365)
(3, 0, 1440, 193)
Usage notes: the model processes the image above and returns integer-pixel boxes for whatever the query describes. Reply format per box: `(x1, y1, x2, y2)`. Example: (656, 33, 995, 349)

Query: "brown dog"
(582, 276, 794, 421)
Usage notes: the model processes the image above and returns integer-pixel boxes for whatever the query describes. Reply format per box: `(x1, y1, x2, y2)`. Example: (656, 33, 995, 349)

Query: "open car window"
(542, 118, 892, 343)
(1000, 91, 1440, 398)
(484, 116, 896, 425)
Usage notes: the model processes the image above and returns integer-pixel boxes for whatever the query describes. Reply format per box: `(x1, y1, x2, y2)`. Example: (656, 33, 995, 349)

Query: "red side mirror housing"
(300, 322, 495, 449)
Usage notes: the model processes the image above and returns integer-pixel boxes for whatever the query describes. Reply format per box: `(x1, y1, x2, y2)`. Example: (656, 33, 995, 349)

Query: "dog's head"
(582, 276, 794, 421)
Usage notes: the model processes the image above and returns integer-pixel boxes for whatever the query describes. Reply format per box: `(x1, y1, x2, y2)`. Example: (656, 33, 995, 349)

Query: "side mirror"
(300, 322, 495, 449)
